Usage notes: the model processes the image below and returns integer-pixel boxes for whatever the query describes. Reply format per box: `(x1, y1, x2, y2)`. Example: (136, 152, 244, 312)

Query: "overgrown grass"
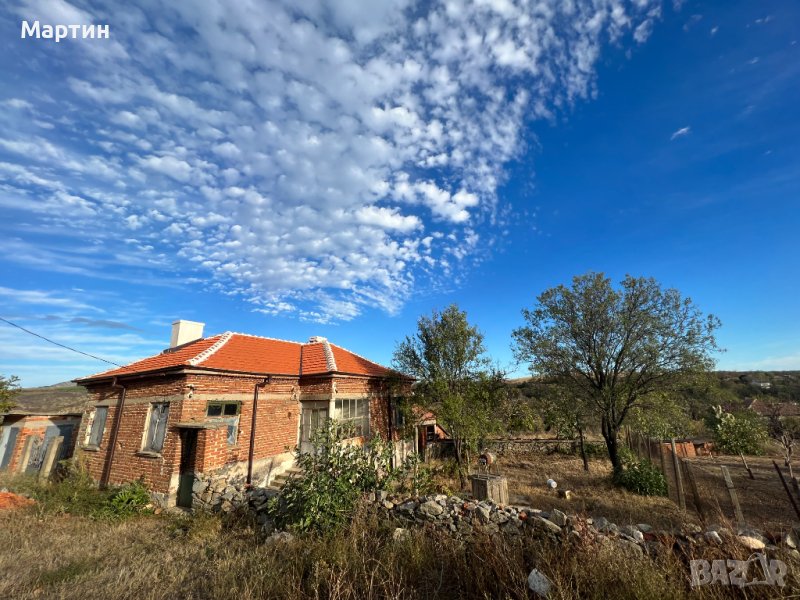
(0, 468, 151, 520)
(0, 503, 796, 599)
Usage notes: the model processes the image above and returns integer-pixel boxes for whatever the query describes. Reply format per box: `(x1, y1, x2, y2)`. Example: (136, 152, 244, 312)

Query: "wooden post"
(739, 453, 755, 480)
(772, 461, 800, 521)
(659, 441, 669, 498)
(671, 439, 686, 511)
(647, 436, 654, 463)
(682, 458, 706, 524)
(39, 436, 64, 480)
(16, 435, 35, 474)
(720, 465, 745, 529)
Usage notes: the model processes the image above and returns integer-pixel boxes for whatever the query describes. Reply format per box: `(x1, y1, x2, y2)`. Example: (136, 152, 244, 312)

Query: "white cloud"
(670, 126, 691, 140)
(0, 0, 662, 322)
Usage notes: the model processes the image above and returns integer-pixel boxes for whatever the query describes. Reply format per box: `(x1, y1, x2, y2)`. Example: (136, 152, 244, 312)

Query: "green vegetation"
(4, 467, 152, 520)
(267, 422, 396, 533)
(0, 374, 20, 415)
(614, 449, 668, 497)
(393, 304, 507, 487)
(512, 273, 720, 476)
(708, 406, 768, 455)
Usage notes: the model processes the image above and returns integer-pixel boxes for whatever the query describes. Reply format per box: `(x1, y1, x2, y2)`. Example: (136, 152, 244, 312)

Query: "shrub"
(710, 406, 767, 455)
(399, 452, 435, 496)
(267, 421, 396, 533)
(2, 467, 151, 520)
(614, 458, 667, 496)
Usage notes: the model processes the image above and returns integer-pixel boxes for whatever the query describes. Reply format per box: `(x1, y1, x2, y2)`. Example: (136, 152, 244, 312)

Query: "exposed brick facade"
(0, 414, 81, 473)
(75, 370, 409, 505)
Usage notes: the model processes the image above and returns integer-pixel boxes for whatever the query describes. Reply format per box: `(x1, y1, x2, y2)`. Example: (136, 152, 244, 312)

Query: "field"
(686, 454, 799, 532)
(1, 453, 798, 599)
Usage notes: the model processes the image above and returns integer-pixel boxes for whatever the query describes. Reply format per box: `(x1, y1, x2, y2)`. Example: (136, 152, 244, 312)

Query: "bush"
(3, 466, 151, 520)
(710, 406, 767, 455)
(614, 458, 667, 496)
(267, 421, 396, 533)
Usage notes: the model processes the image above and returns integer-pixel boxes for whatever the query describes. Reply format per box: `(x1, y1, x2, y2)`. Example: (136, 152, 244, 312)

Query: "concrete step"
(269, 467, 303, 488)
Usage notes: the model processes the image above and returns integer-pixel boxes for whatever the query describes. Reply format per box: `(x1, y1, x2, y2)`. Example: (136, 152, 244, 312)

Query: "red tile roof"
(76, 333, 393, 383)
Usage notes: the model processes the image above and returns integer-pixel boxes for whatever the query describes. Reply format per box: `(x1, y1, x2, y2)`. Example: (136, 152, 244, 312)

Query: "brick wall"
(74, 370, 406, 502)
(2, 414, 81, 473)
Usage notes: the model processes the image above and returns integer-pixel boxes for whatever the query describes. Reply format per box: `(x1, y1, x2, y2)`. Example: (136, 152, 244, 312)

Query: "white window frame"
(142, 402, 170, 453)
(334, 398, 370, 437)
(85, 406, 108, 447)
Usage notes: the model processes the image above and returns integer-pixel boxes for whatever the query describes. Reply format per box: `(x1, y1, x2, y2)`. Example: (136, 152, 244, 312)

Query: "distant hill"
(8, 382, 89, 416)
(507, 371, 800, 404)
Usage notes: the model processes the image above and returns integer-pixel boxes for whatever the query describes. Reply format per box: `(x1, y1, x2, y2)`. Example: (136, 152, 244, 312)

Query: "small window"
(206, 402, 239, 417)
(334, 398, 370, 437)
(143, 402, 170, 453)
(206, 402, 240, 445)
(87, 406, 108, 446)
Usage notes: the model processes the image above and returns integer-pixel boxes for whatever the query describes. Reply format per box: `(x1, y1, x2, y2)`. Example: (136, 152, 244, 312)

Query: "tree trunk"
(602, 418, 622, 476)
(454, 437, 467, 489)
(578, 427, 589, 472)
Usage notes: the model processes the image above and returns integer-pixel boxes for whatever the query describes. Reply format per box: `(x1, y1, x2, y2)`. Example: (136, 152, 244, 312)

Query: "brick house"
(74, 321, 413, 507)
(0, 384, 87, 474)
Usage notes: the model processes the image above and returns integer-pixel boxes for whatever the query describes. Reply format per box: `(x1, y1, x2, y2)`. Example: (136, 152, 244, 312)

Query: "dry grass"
(432, 453, 690, 530)
(687, 455, 799, 532)
(2, 504, 796, 600)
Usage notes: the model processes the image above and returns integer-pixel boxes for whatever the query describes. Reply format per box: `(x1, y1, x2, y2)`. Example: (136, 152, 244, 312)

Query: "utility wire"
(0, 316, 122, 366)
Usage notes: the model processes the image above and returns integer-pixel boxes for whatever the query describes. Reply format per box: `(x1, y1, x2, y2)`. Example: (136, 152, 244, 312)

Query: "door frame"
(299, 401, 329, 454)
(176, 428, 199, 508)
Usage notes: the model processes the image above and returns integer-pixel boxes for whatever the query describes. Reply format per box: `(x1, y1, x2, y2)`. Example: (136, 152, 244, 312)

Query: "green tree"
(512, 273, 720, 475)
(709, 406, 767, 455)
(393, 304, 504, 488)
(627, 392, 692, 441)
(0, 374, 20, 417)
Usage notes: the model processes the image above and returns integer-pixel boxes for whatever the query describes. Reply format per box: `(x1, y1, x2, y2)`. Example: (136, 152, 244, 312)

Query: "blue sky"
(0, 0, 798, 387)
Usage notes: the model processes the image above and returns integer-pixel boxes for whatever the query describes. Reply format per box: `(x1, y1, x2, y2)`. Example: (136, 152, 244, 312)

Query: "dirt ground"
(435, 453, 692, 530)
(685, 455, 799, 533)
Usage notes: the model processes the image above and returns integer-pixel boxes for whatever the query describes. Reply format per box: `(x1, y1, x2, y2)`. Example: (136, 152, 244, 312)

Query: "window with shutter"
(143, 402, 170, 452)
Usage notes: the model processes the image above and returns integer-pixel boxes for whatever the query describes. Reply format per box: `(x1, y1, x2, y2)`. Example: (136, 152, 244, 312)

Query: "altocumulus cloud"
(1, 0, 661, 322)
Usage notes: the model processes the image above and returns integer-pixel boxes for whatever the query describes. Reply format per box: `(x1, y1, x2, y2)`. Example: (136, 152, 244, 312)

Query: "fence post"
(659, 441, 669, 496)
(720, 465, 745, 529)
(739, 452, 755, 480)
(671, 438, 686, 511)
(772, 460, 800, 521)
(682, 458, 705, 524)
(647, 436, 654, 463)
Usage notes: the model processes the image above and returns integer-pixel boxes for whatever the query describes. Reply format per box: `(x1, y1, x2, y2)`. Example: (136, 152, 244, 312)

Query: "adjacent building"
(74, 320, 413, 507)
(0, 384, 87, 474)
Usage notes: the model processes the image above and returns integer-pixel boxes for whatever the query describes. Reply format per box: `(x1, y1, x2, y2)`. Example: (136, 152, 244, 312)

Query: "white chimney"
(308, 336, 327, 343)
(170, 320, 205, 348)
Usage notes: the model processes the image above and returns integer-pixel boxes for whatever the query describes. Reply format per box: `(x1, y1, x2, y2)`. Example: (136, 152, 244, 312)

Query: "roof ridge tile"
(322, 340, 337, 371)
(188, 331, 233, 366)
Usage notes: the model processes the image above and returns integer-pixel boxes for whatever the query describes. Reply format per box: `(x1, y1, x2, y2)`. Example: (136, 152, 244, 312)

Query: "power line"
(0, 316, 122, 367)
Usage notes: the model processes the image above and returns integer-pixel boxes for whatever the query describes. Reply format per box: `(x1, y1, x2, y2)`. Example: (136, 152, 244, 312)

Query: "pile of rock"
(366, 492, 800, 562)
(190, 474, 249, 512)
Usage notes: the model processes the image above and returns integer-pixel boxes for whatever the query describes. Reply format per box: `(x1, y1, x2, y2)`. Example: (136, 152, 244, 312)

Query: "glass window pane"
(207, 404, 222, 417)
(223, 403, 238, 416)
(90, 407, 108, 446)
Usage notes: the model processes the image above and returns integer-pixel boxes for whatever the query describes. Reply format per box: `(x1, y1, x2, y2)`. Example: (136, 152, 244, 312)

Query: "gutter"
(100, 376, 127, 488)
(246, 376, 271, 485)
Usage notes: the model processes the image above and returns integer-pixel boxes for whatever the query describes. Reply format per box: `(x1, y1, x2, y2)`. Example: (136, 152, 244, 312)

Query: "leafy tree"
(0, 375, 20, 417)
(626, 392, 692, 441)
(709, 406, 767, 455)
(393, 304, 504, 488)
(512, 273, 720, 475)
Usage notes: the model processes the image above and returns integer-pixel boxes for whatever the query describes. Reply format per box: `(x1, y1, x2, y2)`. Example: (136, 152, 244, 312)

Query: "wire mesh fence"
(625, 428, 800, 532)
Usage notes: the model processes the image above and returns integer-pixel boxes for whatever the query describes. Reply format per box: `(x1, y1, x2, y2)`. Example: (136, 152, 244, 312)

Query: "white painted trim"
(188, 331, 233, 366)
